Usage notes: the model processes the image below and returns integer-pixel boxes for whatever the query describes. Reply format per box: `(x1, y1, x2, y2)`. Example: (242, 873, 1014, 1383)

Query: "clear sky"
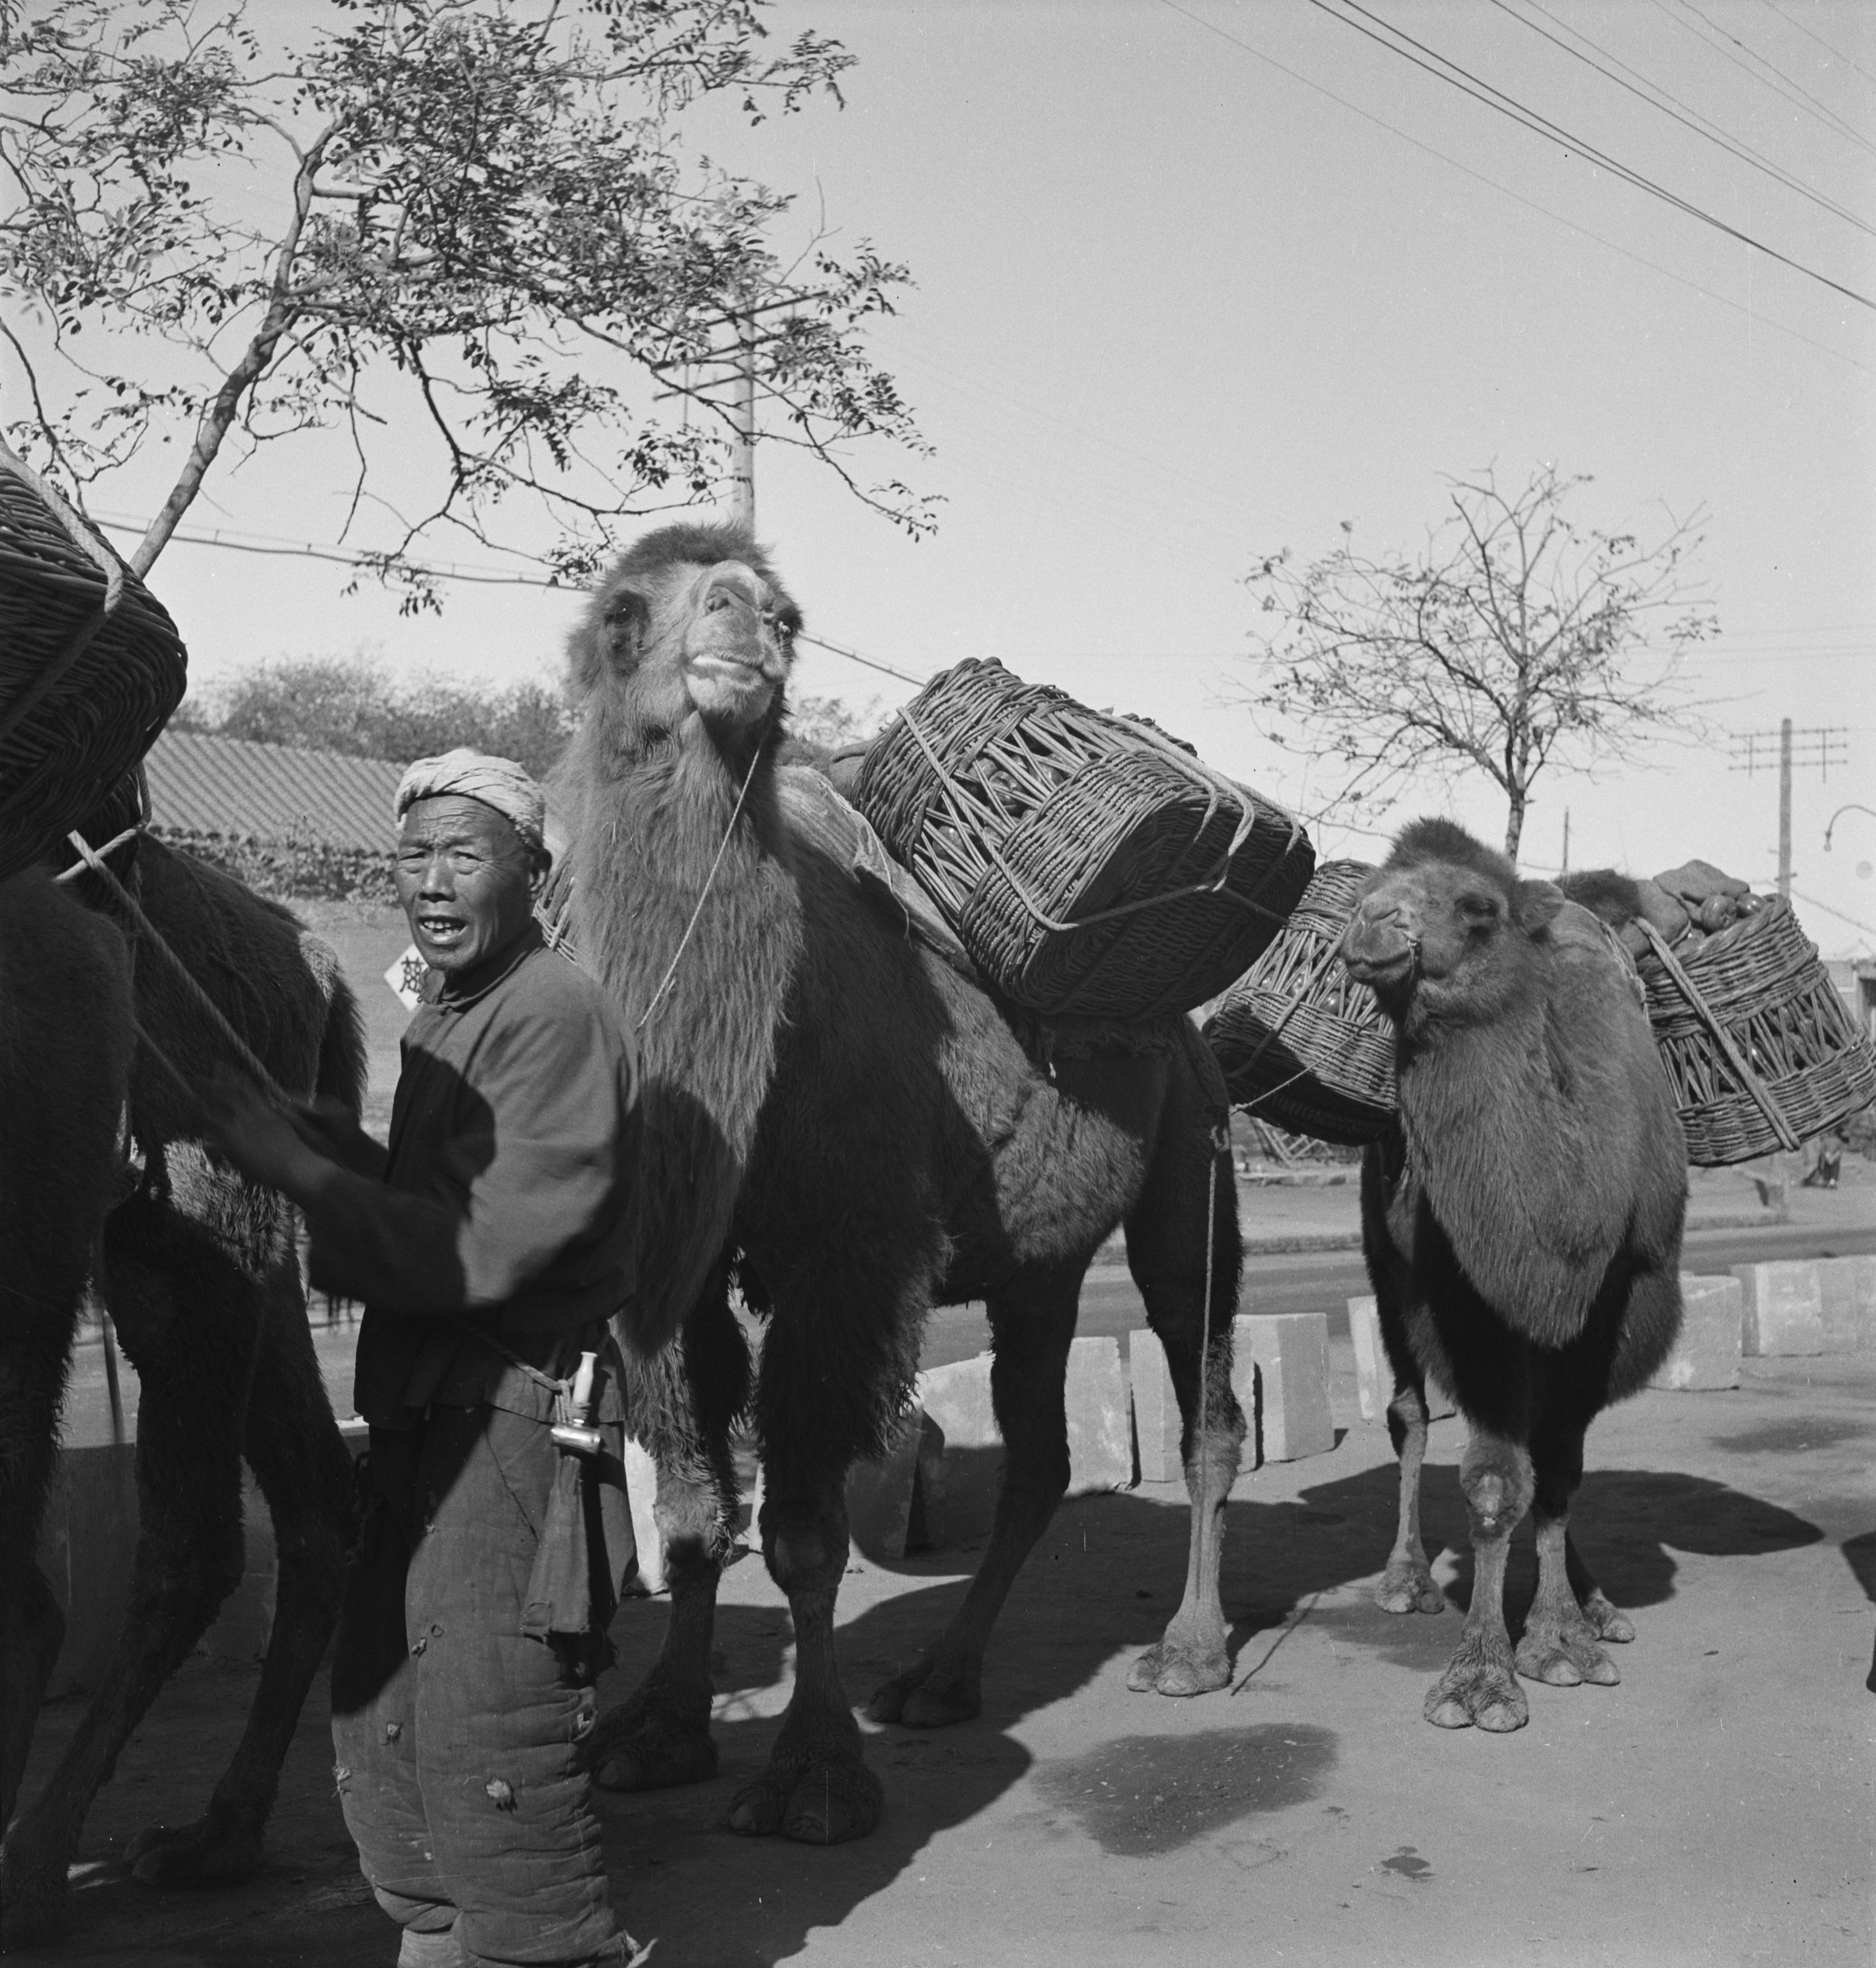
(53, 1, 1876, 951)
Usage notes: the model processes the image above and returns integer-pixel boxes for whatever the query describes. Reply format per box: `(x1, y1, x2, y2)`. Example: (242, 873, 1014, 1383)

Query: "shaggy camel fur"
(1342, 820, 1684, 1733)
(1, 836, 364, 1947)
(549, 522, 1245, 1845)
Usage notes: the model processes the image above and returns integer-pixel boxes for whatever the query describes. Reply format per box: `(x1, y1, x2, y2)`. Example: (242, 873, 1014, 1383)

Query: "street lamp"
(1822, 804, 1876, 851)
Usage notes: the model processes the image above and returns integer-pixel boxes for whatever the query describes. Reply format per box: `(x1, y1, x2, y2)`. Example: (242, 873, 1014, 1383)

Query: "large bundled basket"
(1634, 898, 1876, 1166)
(1202, 860, 1397, 1144)
(853, 658, 1315, 1018)
(0, 443, 186, 884)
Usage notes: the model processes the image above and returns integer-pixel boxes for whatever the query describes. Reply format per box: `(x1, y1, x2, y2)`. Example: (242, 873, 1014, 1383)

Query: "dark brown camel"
(549, 521, 1246, 1844)
(1342, 820, 1685, 1732)
(1, 835, 365, 1946)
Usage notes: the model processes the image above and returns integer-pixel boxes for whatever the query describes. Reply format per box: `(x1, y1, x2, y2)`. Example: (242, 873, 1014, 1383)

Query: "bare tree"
(1243, 465, 1716, 860)
(0, 0, 931, 609)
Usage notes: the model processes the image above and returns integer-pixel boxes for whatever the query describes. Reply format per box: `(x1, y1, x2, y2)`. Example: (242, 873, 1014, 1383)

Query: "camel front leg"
(590, 1289, 748, 1794)
(0, 1236, 248, 1944)
(1516, 1421, 1630, 1686)
(1378, 1378, 1446, 1616)
(729, 1473, 880, 1845)
(127, 1252, 356, 1886)
(588, 1460, 729, 1792)
(1424, 1427, 1532, 1732)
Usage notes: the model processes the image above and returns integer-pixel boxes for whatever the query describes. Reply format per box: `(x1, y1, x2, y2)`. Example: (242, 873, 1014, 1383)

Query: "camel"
(1, 833, 365, 1947)
(549, 520, 1246, 1845)
(1341, 821, 1685, 1732)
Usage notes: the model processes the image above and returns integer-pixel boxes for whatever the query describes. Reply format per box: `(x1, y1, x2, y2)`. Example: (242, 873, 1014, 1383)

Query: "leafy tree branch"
(0, 0, 931, 610)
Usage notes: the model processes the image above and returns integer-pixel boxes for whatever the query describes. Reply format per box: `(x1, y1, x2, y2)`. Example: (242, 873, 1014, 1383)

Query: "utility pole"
(730, 314, 755, 531)
(1729, 721, 1849, 899)
(649, 290, 829, 532)
(1560, 807, 1571, 880)
(1778, 719, 1791, 899)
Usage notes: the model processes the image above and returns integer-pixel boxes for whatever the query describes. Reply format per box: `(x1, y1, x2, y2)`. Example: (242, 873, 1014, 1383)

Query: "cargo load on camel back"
(1203, 834, 1876, 1171)
(849, 657, 1316, 1019)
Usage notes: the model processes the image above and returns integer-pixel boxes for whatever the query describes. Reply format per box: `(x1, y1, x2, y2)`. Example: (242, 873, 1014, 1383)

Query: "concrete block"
(1732, 1260, 1826, 1357)
(1348, 1295, 1388, 1426)
(1235, 1313, 1335, 1463)
(916, 1352, 1000, 1448)
(911, 1355, 1003, 1552)
(1228, 1307, 1330, 1464)
(846, 1405, 925, 1561)
(1818, 1255, 1876, 1354)
(1649, 1275, 1742, 1390)
(1128, 1328, 1181, 1483)
(623, 1435, 665, 1594)
(1063, 1335, 1133, 1495)
(1345, 1296, 1454, 1425)
(36, 1442, 138, 1698)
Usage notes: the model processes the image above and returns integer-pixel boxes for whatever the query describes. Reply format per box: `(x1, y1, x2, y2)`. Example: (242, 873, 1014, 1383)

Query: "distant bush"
(158, 830, 398, 905)
(173, 658, 577, 780)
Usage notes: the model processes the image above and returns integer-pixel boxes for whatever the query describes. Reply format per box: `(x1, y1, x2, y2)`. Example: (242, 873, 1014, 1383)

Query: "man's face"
(395, 795, 545, 977)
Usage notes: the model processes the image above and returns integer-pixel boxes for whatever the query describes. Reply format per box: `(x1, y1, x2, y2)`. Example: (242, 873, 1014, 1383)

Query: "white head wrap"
(394, 747, 546, 850)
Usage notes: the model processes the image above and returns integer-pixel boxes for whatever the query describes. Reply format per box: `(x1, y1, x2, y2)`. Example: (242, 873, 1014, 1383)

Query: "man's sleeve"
(303, 1000, 638, 1314)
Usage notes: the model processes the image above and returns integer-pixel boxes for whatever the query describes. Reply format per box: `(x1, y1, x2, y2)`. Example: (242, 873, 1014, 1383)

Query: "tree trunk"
(1503, 793, 1525, 864)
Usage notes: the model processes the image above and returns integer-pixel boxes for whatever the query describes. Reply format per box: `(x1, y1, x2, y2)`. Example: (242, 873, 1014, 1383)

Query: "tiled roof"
(144, 729, 403, 854)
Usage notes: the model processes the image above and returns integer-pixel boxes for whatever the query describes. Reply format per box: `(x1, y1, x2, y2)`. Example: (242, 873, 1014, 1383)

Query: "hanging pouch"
(520, 1334, 636, 1658)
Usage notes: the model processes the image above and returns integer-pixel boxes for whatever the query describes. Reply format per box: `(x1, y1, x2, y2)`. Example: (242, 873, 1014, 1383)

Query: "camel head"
(567, 521, 802, 762)
(1341, 818, 1565, 1026)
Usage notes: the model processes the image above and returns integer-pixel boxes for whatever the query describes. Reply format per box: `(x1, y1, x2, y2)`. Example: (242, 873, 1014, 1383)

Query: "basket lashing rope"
(892, 695, 1304, 939)
(63, 826, 295, 1114)
(1635, 914, 1802, 1155)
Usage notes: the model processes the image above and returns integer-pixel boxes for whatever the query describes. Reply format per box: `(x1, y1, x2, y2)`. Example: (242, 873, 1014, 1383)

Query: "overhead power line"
(1668, 0, 1876, 158)
(1306, 0, 1876, 312)
(795, 631, 928, 687)
(1494, 0, 1876, 241)
(1756, 0, 1876, 93)
(1156, 0, 1871, 376)
(93, 511, 918, 689)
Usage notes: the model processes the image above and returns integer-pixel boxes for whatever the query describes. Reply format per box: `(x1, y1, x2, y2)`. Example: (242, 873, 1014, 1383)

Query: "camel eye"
(1458, 891, 1499, 921)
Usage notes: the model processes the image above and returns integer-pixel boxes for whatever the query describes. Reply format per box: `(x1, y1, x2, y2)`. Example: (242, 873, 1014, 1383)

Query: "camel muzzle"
(1340, 902, 1419, 988)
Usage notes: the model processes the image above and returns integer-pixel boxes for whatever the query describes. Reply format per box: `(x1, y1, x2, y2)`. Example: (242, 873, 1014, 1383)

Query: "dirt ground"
(15, 1327, 1874, 1968)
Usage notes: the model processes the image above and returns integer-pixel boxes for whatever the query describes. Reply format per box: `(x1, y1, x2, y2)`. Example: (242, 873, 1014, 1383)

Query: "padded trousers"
(332, 1407, 619, 1967)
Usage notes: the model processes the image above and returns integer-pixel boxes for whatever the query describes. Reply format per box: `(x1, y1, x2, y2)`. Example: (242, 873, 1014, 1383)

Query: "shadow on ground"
(6, 1443, 1829, 1966)
(572, 1449, 1822, 1965)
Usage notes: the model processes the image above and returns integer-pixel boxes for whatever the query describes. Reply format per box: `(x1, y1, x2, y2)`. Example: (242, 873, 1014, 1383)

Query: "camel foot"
(867, 1660, 981, 1730)
(1424, 1640, 1528, 1732)
(1516, 1616, 1620, 1689)
(585, 1688, 718, 1792)
(1126, 1638, 1230, 1698)
(125, 1810, 266, 1888)
(727, 1759, 883, 1844)
(1377, 1558, 1446, 1617)
(1579, 1590, 1635, 1644)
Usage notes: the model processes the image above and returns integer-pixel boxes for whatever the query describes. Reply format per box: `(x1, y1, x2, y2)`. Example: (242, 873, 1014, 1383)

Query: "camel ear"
(1512, 879, 1567, 936)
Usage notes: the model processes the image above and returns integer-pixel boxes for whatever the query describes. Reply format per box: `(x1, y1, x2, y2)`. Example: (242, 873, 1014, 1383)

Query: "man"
(202, 749, 643, 1968)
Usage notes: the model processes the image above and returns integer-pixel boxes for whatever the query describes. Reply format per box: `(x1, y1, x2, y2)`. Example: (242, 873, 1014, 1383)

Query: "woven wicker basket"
(1635, 898, 1876, 1166)
(853, 658, 1315, 1018)
(1202, 860, 1397, 1145)
(0, 445, 186, 884)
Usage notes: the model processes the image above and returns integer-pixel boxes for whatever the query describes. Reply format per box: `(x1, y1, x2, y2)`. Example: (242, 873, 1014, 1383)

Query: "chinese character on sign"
(384, 945, 429, 1012)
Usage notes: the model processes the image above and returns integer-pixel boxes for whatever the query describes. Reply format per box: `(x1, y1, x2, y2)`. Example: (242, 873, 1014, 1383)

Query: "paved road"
(60, 1215, 1876, 1444)
(921, 1216, 1876, 1369)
